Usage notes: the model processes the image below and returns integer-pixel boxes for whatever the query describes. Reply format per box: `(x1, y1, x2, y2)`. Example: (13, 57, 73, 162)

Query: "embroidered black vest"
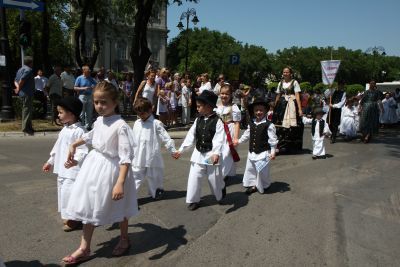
(311, 119, 324, 136)
(332, 90, 344, 104)
(195, 114, 219, 153)
(278, 80, 295, 95)
(249, 120, 271, 154)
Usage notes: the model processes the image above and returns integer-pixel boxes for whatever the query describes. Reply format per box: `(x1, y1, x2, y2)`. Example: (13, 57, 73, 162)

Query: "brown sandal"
(112, 238, 131, 257)
(62, 247, 91, 265)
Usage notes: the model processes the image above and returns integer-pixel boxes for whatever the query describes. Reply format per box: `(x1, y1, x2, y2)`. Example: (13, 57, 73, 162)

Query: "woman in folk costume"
(215, 83, 241, 179)
(339, 97, 358, 140)
(274, 67, 303, 125)
(359, 80, 383, 143)
(236, 98, 278, 195)
(302, 107, 332, 159)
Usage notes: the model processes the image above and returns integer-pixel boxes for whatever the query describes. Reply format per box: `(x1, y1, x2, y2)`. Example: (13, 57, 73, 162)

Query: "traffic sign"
(229, 54, 240, 65)
(0, 0, 44, 11)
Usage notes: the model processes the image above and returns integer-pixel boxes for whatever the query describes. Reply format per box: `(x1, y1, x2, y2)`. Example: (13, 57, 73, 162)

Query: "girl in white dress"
(339, 98, 358, 139)
(380, 93, 398, 126)
(215, 84, 241, 179)
(62, 82, 138, 264)
(42, 96, 88, 232)
(157, 89, 169, 126)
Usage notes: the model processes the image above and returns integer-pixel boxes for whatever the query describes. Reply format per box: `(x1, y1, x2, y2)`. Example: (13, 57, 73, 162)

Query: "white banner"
(321, 60, 341, 85)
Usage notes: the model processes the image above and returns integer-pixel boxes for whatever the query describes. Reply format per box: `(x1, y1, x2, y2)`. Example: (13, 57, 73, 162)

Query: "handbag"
(223, 122, 240, 162)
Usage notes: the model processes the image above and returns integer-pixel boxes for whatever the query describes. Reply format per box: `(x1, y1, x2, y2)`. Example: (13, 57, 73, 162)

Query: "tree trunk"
(74, 0, 89, 68)
(41, 0, 51, 74)
(89, 13, 100, 70)
(131, 0, 155, 91)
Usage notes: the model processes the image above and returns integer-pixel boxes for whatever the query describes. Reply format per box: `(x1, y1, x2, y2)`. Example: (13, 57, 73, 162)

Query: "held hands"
(232, 139, 239, 147)
(269, 153, 276, 160)
(42, 162, 52, 172)
(212, 154, 219, 165)
(172, 151, 181, 159)
(64, 159, 78, 169)
(112, 181, 124, 200)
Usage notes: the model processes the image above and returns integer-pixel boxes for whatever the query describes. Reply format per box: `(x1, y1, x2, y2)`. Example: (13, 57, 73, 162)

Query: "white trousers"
(57, 176, 75, 220)
(182, 106, 191, 124)
(312, 139, 325, 156)
(243, 158, 271, 194)
(133, 166, 164, 198)
(186, 163, 224, 203)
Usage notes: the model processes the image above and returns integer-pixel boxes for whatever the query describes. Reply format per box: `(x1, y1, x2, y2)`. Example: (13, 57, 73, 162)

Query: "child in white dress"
(339, 98, 358, 140)
(62, 81, 138, 264)
(42, 96, 88, 231)
(157, 89, 169, 126)
(380, 93, 398, 126)
(235, 98, 278, 194)
(173, 90, 225, 211)
(215, 84, 241, 179)
(302, 107, 331, 159)
(132, 97, 176, 200)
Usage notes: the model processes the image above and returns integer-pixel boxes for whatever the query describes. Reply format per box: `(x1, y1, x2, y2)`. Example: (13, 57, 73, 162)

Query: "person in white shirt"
(302, 107, 332, 159)
(235, 98, 278, 195)
(105, 70, 119, 90)
(198, 73, 212, 94)
(132, 97, 176, 199)
(181, 78, 192, 125)
(34, 69, 48, 118)
(339, 97, 358, 140)
(213, 74, 225, 105)
(173, 90, 225, 211)
(61, 66, 76, 96)
(42, 96, 88, 231)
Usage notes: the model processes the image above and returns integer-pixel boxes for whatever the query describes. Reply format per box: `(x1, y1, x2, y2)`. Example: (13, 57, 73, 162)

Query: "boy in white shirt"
(173, 91, 226, 210)
(132, 97, 176, 199)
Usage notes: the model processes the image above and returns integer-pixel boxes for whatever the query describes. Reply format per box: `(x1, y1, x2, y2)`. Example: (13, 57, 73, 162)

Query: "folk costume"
(47, 97, 88, 220)
(65, 115, 139, 226)
(359, 89, 381, 138)
(302, 108, 331, 158)
(131, 115, 176, 199)
(380, 96, 398, 124)
(327, 88, 346, 143)
(339, 105, 358, 138)
(239, 99, 278, 194)
(178, 91, 225, 208)
(216, 104, 241, 178)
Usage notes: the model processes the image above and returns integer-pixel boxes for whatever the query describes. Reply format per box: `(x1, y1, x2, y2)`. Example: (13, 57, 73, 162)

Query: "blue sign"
(229, 54, 240, 65)
(0, 0, 44, 11)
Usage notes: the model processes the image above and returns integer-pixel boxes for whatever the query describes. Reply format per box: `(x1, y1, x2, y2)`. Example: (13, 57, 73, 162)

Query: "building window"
(117, 43, 127, 60)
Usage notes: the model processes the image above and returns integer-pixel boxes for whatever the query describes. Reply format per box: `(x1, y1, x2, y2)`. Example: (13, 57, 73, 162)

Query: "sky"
(167, 0, 400, 56)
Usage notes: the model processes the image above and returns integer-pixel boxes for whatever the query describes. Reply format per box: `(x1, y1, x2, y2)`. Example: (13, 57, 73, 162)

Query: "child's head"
(196, 90, 218, 116)
(159, 89, 166, 97)
(313, 107, 324, 120)
(134, 97, 153, 121)
(385, 93, 390, 99)
(346, 97, 354, 107)
(165, 82, 173, 91)
(93, 81, 119, 117)
(220, 84, 233, 105)
(55, 96, 83, 125)
(249, 98, 268, 121)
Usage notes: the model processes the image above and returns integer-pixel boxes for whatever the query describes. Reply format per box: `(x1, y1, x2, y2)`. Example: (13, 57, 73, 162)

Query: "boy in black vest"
(173, 90, 226, 210)
(235, 98, 278, 195)
(302, 107, 332, 159)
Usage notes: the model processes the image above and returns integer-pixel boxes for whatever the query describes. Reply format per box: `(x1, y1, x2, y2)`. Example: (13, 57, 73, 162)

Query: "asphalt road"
(0, 126, 399, 267)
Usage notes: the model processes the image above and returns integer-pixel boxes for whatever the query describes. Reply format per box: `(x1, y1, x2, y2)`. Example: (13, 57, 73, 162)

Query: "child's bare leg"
(62, 223, 94, 261)
(112, 218, 130, 256)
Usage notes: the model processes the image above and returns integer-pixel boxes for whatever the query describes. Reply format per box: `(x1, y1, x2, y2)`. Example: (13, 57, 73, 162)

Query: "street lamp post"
(177, 8, 199, 73)
(365, 46, 386, 80)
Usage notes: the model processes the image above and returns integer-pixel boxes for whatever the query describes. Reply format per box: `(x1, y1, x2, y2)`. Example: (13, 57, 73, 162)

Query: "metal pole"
(185, 13, 189, 73)
(0, 7, 15, 120)
(19, 10, 25, 67)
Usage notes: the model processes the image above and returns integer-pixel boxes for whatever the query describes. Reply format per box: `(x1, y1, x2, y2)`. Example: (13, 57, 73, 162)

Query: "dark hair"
(94, 81, 120, 113)
(134, 97, 152, 113)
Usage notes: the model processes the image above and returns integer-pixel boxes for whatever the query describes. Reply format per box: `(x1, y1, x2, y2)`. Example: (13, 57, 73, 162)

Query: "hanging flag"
(321, 60, 341, 85)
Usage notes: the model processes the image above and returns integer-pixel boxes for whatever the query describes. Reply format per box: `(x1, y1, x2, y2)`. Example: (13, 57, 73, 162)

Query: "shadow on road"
(137, 190, 187, 206)
(373, 128, 400, 158)
(4, 260, 59, 267)
(96, 223, 187, 261)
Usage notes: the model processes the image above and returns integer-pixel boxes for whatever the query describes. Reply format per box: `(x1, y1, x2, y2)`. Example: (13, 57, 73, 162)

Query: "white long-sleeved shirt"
(332, 90, 346, 109)
(302, 117, 331, 141)
(47, 122, 88, 179)
(131, 115, 175, 168)
(238, 118, 278, 161)
(179, 115, 224, 165)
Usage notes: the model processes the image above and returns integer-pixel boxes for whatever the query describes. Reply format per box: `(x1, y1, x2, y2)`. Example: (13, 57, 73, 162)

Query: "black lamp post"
(0, 7, 14, 121)
(365, 46, 386, 80)
(177, 8, 199, 73)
